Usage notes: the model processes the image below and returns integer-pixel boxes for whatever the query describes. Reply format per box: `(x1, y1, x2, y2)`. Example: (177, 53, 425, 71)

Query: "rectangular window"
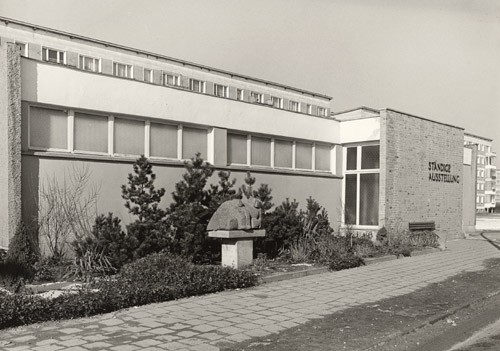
(236, 89, 244, 101)
(317, 107, 327, 117)
(113, 62, 133, 78)
(345, 174, 357, 225)
(189, 79, 205, 93)
(74, 112, 108, 153)
(274, 139, 293, 168)
(359, 173, 379, 225)
(144, 69, 153, 83)
(114, 118, 144, 155)
(307, 104, 312, 115)
(182, 127, 207, 159)
(164, 73, 181, 87)
(251, 91, 263, 103)
(361, 145, 380, 169)
(227, 133, 247, 165)
(15, 41, 27, 57)
(150, 123, 177, 158)
(289, 101, 300, 112)
(344, 144, 380, 227)
(296, 142, 313, 169)
(271, 96, 283, 109)
(251, 136, 271, 166)
(214, 84, 229, 98)
(346, 147, 357, 170)
(42, 47, 65, 64)
(315, 144, 331, 171)
(29, 106, 68, 150)
(79, 55, 100, 72)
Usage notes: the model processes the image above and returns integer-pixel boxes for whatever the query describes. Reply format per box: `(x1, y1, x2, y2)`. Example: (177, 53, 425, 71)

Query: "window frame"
(79, 55, 101, 73)
(189, 78, 206, 93)
(270, 96, 283, 109)
(226, 131, 334, 173)
(113, 62, 133, 79)
(250, 135, 272, 167)
(28, 105, 69, 152)
(273, 138, 294, 169)
(214, 83, 229, 98)
(294, 141, 314, 171)
(41, 47, 66, 64)
(143, 68, 153, 83)
(73, 111, 110, 156)
(26, 104, 215, 162)
(227, 132, 250, 166)
(181, 125, 209, 160)
(164, 73, 181, 87)
(236, 89, 244, 101)
(149, 121, 180, 160)
(317, 106, 327, 117)
(15, 41, 28, 57)
(342, 143, 380, 229)
(314, 143, 332, 172)
(250, 91, 264, 104)
(289, 100, 300, 112)
(113, 116, 146, 157)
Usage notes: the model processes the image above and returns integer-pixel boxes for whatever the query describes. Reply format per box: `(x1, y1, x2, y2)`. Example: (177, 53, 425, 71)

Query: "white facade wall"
(339, 117, 380, 145)
(21, 60, 339, 144)
(0, 21, 331, 113)
(464, 133, 497, 211)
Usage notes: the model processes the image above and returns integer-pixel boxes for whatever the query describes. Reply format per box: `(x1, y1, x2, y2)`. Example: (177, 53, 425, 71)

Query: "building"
(496, 170, 500, 210)
(464, 133, 497, 212)
(0, 17, 480, 252)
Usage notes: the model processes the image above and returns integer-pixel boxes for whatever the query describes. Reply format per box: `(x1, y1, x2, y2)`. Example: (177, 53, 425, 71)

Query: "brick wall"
(380, 110, 464, 243)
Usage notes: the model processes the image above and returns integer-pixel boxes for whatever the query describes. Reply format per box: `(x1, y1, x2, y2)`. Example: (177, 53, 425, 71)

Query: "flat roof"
(0, 16, 332, 101)
(383, 108, 465, 130)
(332, 107, 465, 131)
(331, 106, 380, 116)
(464, 132, 493, 142)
